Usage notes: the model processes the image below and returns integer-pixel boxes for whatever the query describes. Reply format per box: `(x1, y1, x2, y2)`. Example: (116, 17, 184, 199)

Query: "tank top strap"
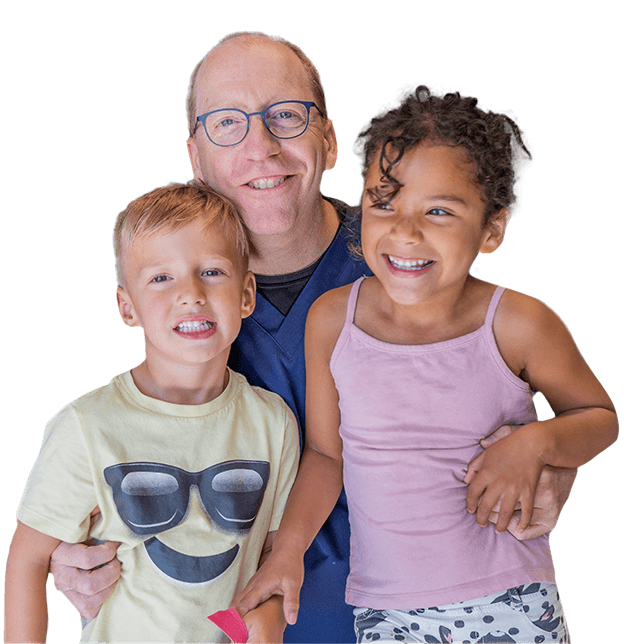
(344, 276, 366, 328)
(484, 285, 506, 330)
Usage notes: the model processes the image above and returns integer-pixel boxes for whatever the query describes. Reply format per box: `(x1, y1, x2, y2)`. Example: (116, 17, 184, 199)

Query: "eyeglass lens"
(203, 102, 312, 146)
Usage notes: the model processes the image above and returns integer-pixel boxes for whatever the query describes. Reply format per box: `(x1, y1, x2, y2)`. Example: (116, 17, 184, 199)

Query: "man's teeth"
(175, 320, 214, 333)
(388, 256, 433, 270)
(248, 177, 286, 190)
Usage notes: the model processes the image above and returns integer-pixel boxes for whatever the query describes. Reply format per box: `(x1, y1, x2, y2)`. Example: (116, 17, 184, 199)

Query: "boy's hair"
(114, 183, 250, 286)
(358, 85, 531, 224)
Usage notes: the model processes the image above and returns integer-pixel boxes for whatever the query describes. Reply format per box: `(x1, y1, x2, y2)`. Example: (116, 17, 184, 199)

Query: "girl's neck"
(356, 275, 494, 346)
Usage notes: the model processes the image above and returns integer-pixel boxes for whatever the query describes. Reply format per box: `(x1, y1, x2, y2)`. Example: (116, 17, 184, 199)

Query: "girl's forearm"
(272, 446, 343, 558)
(528, 407, 618, 469)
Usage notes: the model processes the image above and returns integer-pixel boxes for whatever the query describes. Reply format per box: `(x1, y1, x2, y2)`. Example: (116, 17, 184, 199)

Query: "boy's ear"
(240, 271, 256, 319)
(117, 287, 140, 327)
(480, 208, 509, 254)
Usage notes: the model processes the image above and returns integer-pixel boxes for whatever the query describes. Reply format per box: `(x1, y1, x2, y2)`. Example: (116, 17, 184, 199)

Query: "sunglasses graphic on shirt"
(104, 460, 270, 536)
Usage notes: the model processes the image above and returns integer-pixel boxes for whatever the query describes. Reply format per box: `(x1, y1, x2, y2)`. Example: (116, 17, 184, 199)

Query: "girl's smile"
(361, 141, 506, 311)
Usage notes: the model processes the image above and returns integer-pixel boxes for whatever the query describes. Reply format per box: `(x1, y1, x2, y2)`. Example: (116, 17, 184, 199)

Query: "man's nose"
(243, 114, 281, 160)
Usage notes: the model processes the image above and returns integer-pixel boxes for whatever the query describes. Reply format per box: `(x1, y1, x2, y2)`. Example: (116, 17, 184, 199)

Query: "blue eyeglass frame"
(195, 100, 323, 147)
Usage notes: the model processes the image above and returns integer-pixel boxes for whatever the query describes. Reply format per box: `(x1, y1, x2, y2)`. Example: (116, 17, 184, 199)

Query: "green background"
(0, 1, 623, 644)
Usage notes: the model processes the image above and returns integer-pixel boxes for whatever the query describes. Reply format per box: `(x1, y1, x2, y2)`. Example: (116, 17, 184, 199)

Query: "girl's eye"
(428, 208, 451, 217)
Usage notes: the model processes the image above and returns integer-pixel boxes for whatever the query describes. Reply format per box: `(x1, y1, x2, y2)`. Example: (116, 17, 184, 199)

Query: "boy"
(5, 183, 298, 643)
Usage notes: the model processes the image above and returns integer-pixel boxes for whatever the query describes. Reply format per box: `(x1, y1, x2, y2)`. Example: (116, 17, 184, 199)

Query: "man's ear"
(117, 287, 140, 327)
(323, 120, 338, 171)
(480, 208, 509, 254)
(240, 271, 256, 319)
(187, 136, 204, 183)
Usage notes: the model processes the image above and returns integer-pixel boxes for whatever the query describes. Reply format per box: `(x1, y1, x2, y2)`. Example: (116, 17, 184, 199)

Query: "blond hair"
(114, 183, 250, 286)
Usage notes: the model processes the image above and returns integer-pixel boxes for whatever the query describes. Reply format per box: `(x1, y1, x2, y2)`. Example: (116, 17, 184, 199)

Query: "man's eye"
(215, 117, 236, 128)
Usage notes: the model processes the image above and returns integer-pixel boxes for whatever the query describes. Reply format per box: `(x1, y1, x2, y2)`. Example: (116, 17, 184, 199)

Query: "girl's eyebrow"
(427, 194, 468, 205)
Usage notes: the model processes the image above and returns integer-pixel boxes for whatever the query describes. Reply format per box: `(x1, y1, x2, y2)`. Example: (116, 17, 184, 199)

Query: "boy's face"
(117, 219, 255, 372)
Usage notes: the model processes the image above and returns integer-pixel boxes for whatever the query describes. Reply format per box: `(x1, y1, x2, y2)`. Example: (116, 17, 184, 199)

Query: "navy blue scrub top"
(229, 201, 371, 643)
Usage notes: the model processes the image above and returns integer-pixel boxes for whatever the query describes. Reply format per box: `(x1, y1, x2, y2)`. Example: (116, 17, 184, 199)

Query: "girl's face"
(361, 141, 506, 308)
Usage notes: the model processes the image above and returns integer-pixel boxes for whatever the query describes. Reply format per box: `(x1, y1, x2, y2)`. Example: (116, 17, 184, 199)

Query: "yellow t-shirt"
(19, 369, 299, 643)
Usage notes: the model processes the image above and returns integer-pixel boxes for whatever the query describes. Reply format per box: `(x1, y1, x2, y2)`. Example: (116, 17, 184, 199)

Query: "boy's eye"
(202, 269, 223, 277)
(151, 275, 170, 283)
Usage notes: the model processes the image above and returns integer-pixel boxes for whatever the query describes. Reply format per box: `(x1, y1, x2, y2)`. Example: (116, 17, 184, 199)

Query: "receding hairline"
(186, 31, 327, 135)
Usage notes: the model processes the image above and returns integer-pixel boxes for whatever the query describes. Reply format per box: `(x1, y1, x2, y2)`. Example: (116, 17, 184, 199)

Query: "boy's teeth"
(175, 320, 214, 333)
(248, 177, 286, 189)
(388, 256, 432, 270)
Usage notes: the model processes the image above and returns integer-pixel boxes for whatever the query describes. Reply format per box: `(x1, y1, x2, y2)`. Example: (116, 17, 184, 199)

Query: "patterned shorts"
(354, 583, 568, 643)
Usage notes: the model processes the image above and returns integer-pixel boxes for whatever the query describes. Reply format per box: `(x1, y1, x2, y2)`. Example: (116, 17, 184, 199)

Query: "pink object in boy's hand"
(207, 607, 248, 643)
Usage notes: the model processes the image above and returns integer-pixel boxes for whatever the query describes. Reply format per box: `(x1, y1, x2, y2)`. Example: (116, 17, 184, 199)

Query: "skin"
(234, 142, 617, 625)
(187, 36, 338, 275)
(46, 36, 581, 637)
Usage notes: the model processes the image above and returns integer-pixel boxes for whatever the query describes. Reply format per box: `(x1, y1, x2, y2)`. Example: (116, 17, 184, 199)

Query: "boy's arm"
(466, 290, 618, 533)
(5, 521, 62, 643)
(235, 289, 348, 626)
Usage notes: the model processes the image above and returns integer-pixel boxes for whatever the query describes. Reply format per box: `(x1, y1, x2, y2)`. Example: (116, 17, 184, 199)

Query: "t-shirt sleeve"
(18, 404, 97, 543)
(269, 404, 300, 532)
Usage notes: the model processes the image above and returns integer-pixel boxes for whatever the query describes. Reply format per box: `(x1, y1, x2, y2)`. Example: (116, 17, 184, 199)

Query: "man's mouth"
(247, 176, 287, 190)
(387, 255, 435, 271)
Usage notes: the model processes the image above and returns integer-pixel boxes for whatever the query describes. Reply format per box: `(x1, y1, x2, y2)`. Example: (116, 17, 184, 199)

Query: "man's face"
(187, 38, 337, 238)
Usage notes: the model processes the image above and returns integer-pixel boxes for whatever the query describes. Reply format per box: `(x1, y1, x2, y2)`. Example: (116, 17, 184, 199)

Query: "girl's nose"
(390, 214, 424, 244)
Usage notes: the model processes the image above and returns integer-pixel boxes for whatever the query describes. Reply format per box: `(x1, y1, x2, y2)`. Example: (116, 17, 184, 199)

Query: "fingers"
(50, 540, 120, 570)
(464, 451, 485, 485)
(60, 581, 117, 620)
(479, 424, 514, 449)
(282, 582, 301, 626)
(51, 557, 122, 596)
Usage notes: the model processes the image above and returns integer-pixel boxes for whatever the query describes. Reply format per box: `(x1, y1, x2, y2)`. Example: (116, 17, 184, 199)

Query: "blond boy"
(5, 184, 298, 643)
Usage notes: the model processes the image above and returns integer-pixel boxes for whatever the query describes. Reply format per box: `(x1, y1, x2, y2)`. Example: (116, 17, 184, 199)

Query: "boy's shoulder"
(230, 370, 295, 423)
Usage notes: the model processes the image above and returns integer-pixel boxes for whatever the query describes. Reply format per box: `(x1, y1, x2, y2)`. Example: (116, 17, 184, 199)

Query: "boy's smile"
(361, 142, 506, 310)
(116, 218, 255, 403)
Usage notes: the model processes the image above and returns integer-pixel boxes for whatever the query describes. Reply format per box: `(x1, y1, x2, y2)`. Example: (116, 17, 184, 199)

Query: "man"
(49, 32, 577, 643)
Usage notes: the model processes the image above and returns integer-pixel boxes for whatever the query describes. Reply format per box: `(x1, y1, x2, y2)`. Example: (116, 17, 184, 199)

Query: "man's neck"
(248, 199, 340, 275)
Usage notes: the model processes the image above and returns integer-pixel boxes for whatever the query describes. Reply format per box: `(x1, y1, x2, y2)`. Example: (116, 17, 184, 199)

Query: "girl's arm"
(466, 290, 618, 533)
(235, 287, 349, 626)
(5, 521, 62, 643)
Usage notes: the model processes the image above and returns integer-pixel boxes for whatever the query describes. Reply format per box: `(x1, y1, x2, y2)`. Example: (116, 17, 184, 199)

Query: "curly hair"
(357, 86, 531, 225)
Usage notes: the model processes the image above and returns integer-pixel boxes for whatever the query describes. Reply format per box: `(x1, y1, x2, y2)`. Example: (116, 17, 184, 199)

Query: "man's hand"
(49, 508, 121, 619)
(477, 425, 577, 540)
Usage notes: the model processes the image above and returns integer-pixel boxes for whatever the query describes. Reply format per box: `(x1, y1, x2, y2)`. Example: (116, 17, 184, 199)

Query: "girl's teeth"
(176, 320, 213, 333)
(388, 256, 433, 270)
(248, 177, 286, 189)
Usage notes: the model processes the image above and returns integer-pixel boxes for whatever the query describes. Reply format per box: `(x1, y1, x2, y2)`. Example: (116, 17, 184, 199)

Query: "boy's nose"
(178, 279, 206, 306)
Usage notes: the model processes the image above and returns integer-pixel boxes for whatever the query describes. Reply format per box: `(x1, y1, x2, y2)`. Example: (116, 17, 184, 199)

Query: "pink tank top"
(330, 278, 555, 609)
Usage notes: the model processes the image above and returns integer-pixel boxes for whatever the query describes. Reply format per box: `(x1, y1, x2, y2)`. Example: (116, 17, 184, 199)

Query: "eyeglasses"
(195, 100, 323, 147)
(104, 460, 270, 535)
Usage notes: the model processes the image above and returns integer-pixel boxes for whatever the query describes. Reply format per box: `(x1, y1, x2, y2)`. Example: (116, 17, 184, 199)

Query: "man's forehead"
(195, 36, 311, 109)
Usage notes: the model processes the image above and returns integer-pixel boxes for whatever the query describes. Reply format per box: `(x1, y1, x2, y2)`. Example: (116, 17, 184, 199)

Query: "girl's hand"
(243, 595, 286, 644)
(234, 548, 305, 626)
(464, 424, 545, 534)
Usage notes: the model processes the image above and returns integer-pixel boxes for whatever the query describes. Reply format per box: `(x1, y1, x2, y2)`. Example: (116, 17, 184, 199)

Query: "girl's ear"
(117, 287, 140, 327)
(480, 208, 509, 254)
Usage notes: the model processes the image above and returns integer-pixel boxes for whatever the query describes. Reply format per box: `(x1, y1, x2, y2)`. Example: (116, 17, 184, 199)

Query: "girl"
(236, 87, 618, 643)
